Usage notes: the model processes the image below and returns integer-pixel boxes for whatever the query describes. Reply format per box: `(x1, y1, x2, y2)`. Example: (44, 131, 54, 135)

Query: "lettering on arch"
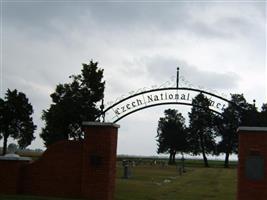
(102, 87, 231, 123)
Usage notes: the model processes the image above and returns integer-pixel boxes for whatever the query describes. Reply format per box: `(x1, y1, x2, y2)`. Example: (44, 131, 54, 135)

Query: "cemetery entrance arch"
(98, 87, 239, 123)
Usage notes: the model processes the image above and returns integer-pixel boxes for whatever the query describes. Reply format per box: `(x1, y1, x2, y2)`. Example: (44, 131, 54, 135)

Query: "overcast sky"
(1, 1, 266, 157)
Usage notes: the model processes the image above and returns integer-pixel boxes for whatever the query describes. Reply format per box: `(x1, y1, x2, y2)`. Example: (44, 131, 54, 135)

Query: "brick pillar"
(81, 122, 119, 200)
(237, 127, 267, 200)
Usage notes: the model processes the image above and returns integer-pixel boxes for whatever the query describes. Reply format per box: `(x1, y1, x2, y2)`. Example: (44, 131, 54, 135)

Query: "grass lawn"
(116, 165, 237, 200)
(0, 196, 82, 200)
(0, 164, 237, 200)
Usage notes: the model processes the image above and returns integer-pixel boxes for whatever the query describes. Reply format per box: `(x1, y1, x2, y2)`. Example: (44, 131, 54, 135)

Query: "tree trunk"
(172, 150, 176, 164)
(224, 141, 232, 168)
(168, 151, 172, 165)
(168, 149, 176, 165)
(200, 136, 209, 167)
(224, 134, 232, 168)
(202, 150, 209, 167)
(2, 136, 8, 156)
(224, 151, 230, 168)
(181, 152, 185, 172)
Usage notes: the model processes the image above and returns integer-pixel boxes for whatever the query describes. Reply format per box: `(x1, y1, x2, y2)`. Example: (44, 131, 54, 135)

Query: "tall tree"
(259, 103, 267, 126)
(41, 60, 105, 146)
(216, 94, 252, 168)
(0, 89, 36, 155)
(156, 109, 188, 165)
(188, 93, 216, 167)
(261, 103, 267, 113)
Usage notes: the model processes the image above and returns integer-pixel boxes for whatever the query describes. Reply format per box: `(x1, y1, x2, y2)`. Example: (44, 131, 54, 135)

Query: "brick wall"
(237, 127, 267, 200)
(0, 160, 30, 194)
(21, 140, 83, 198)
(0, 122, 119, 200)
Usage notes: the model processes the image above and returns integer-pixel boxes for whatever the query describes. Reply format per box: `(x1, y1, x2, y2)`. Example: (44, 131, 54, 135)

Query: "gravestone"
(122, 160, 131, 179)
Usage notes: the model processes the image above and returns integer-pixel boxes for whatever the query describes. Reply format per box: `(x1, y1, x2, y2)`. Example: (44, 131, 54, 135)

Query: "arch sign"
(101, 87, 232, 123)
(99, 68, 238, 123)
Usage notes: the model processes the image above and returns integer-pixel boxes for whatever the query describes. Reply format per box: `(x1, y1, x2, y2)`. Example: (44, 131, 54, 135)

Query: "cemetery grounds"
(0, 159, 237, 200)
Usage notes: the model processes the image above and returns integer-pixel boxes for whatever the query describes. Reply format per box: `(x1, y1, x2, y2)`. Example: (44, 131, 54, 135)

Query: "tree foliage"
(259, 103, 267, 126)
(216, 94, 256, 167)
(155, 91, 266, 167)
(156, 109, 188, 164)
(0, 89, 36, 155)
(40, 61, 105, 146)
(188, 93, 217, 167)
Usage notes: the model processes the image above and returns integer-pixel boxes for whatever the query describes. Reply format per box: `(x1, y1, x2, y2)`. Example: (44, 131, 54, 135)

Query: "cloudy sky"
(1, 1, 266, 157)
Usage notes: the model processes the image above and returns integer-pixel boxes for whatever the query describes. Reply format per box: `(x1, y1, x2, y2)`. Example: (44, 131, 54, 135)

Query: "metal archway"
(97, 87, 241, 123)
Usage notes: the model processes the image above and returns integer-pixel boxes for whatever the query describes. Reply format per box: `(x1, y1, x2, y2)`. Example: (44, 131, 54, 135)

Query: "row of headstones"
(120, 159, 169, 167)
(119, 158, 186, 167)
(121, 159, 186, 179)
(118, 159, 187, 166)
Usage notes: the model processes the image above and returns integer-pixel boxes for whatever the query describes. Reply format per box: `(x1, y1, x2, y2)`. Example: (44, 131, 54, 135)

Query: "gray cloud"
(5, 2, 264, 40)
(2, 1, 266, 155)
(143, 56, 240, 90)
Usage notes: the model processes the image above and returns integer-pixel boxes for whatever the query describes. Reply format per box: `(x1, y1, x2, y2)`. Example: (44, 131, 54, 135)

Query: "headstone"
(122, 160, 131, 179)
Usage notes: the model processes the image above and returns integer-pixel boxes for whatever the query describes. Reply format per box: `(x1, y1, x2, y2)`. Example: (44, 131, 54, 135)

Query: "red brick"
(0, 122, 119, 200)
(237, 127, 267, 200)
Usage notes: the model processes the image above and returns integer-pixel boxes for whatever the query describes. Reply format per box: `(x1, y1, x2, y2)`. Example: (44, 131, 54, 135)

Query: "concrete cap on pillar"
(237, 126, 267, 133)
(82, 121, 120, 128)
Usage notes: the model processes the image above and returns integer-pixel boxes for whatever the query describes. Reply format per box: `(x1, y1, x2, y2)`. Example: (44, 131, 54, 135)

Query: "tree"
(156, 109, 188, 165)
(216, 94, 253, 168)
(261, 103, 267, 113)
(188, 93, 216, 167)
(41, 60, 105, 146)
(0, 89, 36, 155)
(259, 103, 267, 126)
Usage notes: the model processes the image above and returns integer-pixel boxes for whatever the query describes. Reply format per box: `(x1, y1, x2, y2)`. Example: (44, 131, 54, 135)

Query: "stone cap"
(82, 121, 120, 128)
(237, 126, 267, 133)
(0, 156, 32, 161)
